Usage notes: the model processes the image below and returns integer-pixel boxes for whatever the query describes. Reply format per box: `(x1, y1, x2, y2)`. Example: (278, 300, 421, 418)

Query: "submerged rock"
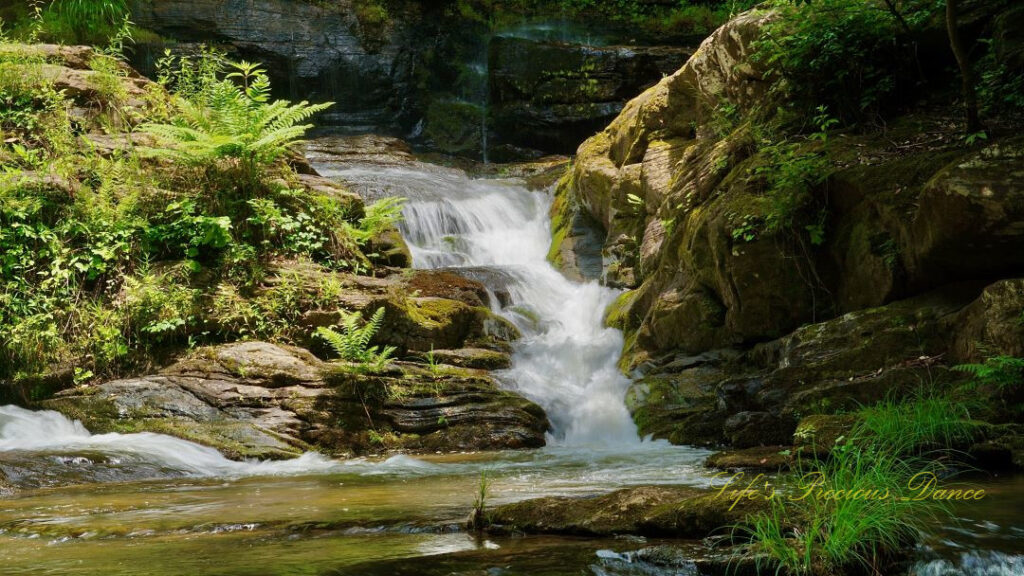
(485, 485, 764, 538)
(705, 446, 791, 472)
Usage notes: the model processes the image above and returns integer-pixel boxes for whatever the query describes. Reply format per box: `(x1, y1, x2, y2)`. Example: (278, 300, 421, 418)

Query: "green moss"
(604, 289, 639, 330)
(423, 100, 485, 155)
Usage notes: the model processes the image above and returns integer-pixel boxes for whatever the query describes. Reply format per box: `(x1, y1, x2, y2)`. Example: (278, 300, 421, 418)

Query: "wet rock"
(626, 544, 765, 576)
(793, 414, 857, 456)
(909, 139, 1024, 288)
(314, 362, 549, 453)
(489, 36, 692, 154)
(304, 134, 416, 167)
(952, 278, 1024, 362)
(627, 284, 985, 447)
(485, 485, 764, 538)
(421, 348, 512, 370)
(705, 446, 791, 472)
(548, 174, 606, 282)
(723, 411, 794, 448)
(45, 340, 548, 459)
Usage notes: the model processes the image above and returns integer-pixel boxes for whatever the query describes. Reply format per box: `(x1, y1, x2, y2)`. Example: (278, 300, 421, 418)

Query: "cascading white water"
(0, 404, 338, 477)
(322, 163, 644, 446)
(0, 159, 659, 486)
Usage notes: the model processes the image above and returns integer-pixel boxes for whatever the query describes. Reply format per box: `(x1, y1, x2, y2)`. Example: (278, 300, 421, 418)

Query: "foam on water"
(0, 405, 339, 477)
(328, 162, 646, 447)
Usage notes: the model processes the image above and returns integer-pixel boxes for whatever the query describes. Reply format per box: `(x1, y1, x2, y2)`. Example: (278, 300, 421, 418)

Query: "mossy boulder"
(952, 277, 1024, 362)
(315, 362, 548, 453)
(44, 340, 550, 459)
(625, 283, 996, 447)
(705, 446, 791, 471)
(423, 100, 485, 156)
(485, 485, 765, 538)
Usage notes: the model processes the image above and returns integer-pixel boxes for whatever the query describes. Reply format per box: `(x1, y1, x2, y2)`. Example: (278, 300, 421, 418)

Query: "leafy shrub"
(142, 57, 333, 188)
(753, 0, 939, 123)
(145, 200, 233, 270)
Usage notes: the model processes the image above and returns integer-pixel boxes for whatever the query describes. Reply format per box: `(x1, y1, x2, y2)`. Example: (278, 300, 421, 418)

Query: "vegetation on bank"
(0, 18, 407, 389)
(715, 0, 1024, 250)
(739, 391, 987, 575)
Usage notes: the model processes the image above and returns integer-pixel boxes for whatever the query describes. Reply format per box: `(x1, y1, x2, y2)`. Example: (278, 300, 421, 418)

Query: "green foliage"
(743, 392, 975, 575)
(753, 0, 939, 122)
(315, 307, 397, 369)
(747, 443, 946, 575)
(6, 0, 132, 46)
(347, 196, 406, 244)
(976, 39, 1024, 117)
(954, 356, 1024, 393)
(855, 392, 981, 454)
(146, 200, 233, 269)
(143, 55, 332, 187)
(0, 40, 376, 385)
(735, 107, 836, 245)
(50, 0, 127, 25)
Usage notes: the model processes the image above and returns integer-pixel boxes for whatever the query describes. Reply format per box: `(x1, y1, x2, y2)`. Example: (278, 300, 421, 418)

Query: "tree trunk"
(946, 0, 983, 133)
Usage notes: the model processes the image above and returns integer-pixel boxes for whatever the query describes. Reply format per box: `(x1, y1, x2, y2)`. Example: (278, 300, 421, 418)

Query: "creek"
(0, 149, 1020, 575)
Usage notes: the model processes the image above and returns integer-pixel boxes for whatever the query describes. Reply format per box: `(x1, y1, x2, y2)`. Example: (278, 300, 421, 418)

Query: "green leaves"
(346, 197, 406, 245)
(146, 200, 233, 268)
(315, 307, 396, 370)
(142, 57, 333, 184)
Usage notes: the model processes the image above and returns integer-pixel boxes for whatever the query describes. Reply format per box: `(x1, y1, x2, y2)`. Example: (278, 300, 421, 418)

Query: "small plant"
(346, 197, 406, 244)
(425, 345, 442, 376)
(470, 471, 491, 531)
(625, 193, 644, 214)
(315, 306, 396, 369)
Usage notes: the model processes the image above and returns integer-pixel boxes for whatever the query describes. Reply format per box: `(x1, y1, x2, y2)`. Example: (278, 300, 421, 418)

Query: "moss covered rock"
(485, 485, 765, 538)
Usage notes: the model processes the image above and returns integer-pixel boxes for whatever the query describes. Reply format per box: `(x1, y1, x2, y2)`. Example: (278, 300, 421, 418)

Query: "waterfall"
(328, 163, 643, 446)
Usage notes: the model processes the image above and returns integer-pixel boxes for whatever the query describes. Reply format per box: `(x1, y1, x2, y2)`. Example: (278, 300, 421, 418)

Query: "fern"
(315, 306, 395, 368)
(142, 59, 332, 184)
(347, 197, 406, 244)
(954, 356, 1024, 392)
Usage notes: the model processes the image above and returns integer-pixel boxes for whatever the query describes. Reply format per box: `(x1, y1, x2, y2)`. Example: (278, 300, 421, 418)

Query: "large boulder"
(44, 341, 549, 459)
(626, 282, 996, 447)
(556, 6, 1024, 367)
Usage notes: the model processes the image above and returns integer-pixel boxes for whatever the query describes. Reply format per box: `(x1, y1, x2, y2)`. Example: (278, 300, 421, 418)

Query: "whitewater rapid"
(327, 163, 644, 446)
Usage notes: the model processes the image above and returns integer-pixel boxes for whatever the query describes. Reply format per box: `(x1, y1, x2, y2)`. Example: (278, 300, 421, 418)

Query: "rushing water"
(0, 153, 1020, 575)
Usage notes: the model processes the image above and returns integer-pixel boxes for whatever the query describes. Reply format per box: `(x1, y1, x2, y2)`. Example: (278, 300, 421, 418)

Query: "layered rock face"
(46, 300, 549, 459)
(552, 9, 1024, 447)
(489, 37, 691, 155)
(129, 0, 694, 157)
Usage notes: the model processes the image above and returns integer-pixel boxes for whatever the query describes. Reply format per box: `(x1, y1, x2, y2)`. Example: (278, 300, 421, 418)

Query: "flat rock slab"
(486, 485, 765, 538)
(704, 446, 791, 471)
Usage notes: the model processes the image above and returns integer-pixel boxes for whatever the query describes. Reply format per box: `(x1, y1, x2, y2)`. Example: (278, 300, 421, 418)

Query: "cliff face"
(129, 0, 693, 159)
(552, 9, 1024, 446)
